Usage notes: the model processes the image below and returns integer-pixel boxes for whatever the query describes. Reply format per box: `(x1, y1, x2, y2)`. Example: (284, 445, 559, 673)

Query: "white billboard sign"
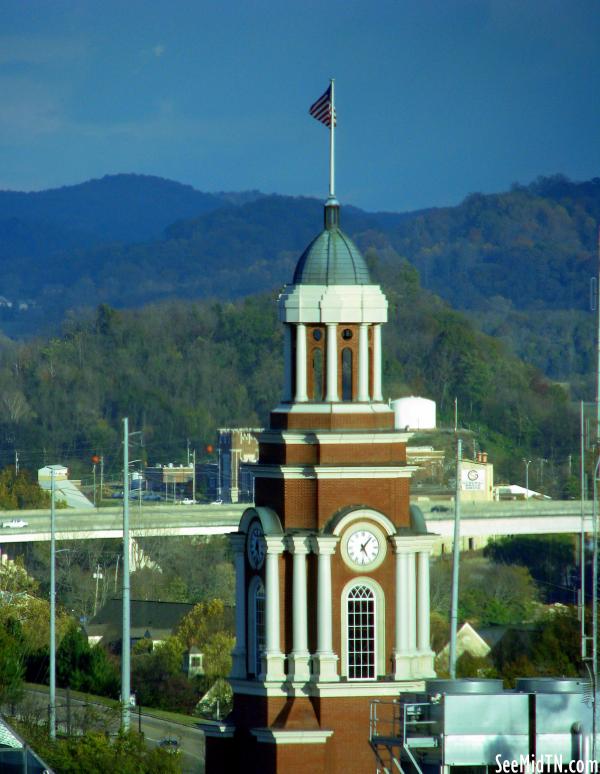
(460, 466, 486, 492)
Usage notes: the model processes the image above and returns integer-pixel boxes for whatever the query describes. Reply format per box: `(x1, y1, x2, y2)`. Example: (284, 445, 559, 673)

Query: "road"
(0, 499, 595, 545)
(0, 503, 246, 543)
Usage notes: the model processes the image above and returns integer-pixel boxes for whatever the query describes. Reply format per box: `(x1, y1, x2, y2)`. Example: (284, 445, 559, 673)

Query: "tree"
(56, 623, 119, 697)
(430, 556, 538, 627)
(0, 625, 24, 705)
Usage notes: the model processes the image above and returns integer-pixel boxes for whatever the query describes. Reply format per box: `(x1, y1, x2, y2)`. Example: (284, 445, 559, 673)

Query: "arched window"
(341, 578, 385, 680)
(342, 347, 353, 401)
(248, 577, 265, 676)
(312, 348, 323, 401)
(347, 585, 376, 680)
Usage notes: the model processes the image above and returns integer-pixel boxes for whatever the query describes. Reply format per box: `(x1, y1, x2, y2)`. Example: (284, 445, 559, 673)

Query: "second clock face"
(347, 529, 380, 566)
(247, 522, 266, 569)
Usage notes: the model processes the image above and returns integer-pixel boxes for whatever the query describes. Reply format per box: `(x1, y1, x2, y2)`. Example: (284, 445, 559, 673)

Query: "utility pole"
(121, 418, 131, 732)
(523, 459, 532, 498)
(49, 469, 56, 740)
(187, 438, 190, 466)
(192, 449, 196, 503)
(449, 438, 462, 680)
(100, 456, 104, 506)
(93, 463, 97, 507)
(14, 450, 18, 476)
(93, 564, 103, 617)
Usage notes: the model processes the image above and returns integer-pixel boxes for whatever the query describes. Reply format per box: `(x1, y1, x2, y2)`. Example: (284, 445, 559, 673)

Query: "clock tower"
(203, 197, 436, 773)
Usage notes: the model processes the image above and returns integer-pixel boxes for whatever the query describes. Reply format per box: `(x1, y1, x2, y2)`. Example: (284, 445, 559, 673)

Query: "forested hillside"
(1, 173, 597, 392)
(0, 265, 576, 490)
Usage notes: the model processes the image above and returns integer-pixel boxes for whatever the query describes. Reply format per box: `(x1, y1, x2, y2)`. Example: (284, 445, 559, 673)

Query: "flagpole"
(329, 78, 335, 198)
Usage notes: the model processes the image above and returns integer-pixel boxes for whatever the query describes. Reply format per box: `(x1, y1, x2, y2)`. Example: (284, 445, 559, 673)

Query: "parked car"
(158, 736, 180, 754)
(211, 499, 223, 505)
(431, 505, 451, 512)
(180, 498, 197, 505)
(142, 492, 161, 502)
(2, 519, 28, 529)
(111, 492, 123, 499)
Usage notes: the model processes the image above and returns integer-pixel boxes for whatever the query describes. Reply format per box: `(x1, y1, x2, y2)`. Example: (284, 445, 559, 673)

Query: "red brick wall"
(270, 410, 395, 431)
(259, 440, 406, 466)
(254, 477, 410, 530)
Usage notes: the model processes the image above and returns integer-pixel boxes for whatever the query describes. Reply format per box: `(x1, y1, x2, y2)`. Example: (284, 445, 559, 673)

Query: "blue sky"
(1, 0, 599, 212)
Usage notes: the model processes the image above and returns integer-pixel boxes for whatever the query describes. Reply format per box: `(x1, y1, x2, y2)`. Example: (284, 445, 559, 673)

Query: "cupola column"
(261, 536, 286, 681)
(326, 323, 339, 402)
(286, 535, 311, 682)
(310, 535, 340, 681)
(295, 324, 308, 402)
(282, 324, 293, 402)
(372, 323, 383, 401)
(358, 323, 370, 401)
(229, 533, 247, 679)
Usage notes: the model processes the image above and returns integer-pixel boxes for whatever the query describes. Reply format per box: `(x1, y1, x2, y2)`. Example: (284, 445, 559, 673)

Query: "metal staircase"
(369, 699, 438, 774)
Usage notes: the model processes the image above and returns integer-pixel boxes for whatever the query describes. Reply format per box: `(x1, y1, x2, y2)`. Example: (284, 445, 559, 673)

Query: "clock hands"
(360, 536, 373, 555)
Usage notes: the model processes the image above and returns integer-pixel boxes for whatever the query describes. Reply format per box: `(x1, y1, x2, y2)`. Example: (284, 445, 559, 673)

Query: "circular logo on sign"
(467, 469, 479, 481)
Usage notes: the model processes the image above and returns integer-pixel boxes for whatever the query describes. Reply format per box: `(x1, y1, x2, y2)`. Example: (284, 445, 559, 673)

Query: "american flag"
(309, 85, 336, 128)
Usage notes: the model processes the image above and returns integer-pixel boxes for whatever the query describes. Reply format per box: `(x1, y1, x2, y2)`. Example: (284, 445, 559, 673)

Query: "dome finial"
(324, 195, 340, 230)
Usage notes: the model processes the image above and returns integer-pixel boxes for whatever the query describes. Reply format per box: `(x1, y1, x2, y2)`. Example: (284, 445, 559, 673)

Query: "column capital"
(390, 534, 436, 554)
(285, 534, 311, 555)
(229, 533, 247, 554)
(264, 535, 285, 555)
(310, 535, 339, 555)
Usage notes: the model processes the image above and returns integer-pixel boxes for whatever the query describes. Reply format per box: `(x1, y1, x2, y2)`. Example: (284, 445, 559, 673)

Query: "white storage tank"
(391, 396, 436, 431)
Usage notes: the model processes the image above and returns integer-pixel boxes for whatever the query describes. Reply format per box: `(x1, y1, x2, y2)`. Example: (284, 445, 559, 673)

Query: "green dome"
(292, 201, 371, 286)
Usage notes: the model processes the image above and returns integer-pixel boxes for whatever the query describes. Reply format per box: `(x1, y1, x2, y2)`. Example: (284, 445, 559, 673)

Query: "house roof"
(86, 598, 195, 643)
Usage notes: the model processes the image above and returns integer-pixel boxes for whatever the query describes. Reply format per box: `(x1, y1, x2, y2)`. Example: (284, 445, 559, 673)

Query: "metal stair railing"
(370, 699, 438, 774)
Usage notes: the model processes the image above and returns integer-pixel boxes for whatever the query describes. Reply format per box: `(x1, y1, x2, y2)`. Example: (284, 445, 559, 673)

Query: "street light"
(49, 469, 56, 740)
(523, 458, 532, 499)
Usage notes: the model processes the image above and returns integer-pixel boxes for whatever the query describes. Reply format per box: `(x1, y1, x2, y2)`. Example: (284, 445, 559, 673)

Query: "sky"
(1, 0, 600, 212)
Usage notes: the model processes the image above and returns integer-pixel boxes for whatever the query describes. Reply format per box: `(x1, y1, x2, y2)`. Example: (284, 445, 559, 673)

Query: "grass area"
(24, 683, 202, 728)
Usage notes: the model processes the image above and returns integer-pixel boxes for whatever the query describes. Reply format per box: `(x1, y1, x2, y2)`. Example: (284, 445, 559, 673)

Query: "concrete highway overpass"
(0, 500, 594, 545)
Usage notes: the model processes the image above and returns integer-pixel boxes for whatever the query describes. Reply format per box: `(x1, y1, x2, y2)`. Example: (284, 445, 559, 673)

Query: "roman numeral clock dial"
(347, 530, 379, 565)
(247, 521, 266, 570)
(342, 522, 386, 571)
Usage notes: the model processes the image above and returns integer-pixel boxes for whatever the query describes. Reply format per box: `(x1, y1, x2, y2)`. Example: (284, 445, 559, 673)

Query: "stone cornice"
(254, 464, 417, 480)
(251, 728, 334, 745)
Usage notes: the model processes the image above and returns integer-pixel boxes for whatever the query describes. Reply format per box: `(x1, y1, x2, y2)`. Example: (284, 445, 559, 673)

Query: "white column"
(283, 324, 292, 402)
(407, 552, 417, 652)
(295, 324, 308, 402)
(326, 323, 338, 402)
(310, 535, 339, 681)
(358, 323, 369, 401)
(372, 323, 383, 401)
(229, 534, 247, 678)
(417, 551, 431, 653)
(286, 535, 311, 682)
(391, 538, 414, 679)
(262, 536, 285, 681)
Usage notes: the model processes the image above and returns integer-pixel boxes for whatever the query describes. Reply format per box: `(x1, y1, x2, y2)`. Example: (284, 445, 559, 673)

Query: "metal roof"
(292, 201, 371, 286)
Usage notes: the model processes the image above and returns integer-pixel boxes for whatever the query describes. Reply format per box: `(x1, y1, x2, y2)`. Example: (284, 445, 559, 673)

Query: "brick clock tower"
(203, 197, 436, 773)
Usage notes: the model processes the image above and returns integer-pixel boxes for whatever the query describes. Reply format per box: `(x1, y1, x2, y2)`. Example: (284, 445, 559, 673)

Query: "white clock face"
(247, 522, 265, 569)
(347, 529, 380, 566)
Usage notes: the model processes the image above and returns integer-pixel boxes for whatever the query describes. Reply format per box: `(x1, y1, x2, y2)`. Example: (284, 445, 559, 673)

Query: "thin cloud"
(153, 44, 166, 58)
(0, 35, 87, 66)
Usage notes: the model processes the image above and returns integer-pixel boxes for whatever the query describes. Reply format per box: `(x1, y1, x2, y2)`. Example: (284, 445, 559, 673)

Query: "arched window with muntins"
(342, 347, 353, 401)
(312, 348, 323, 401)
(248, 577, 265, 676)
(347, 584, 376, 680)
